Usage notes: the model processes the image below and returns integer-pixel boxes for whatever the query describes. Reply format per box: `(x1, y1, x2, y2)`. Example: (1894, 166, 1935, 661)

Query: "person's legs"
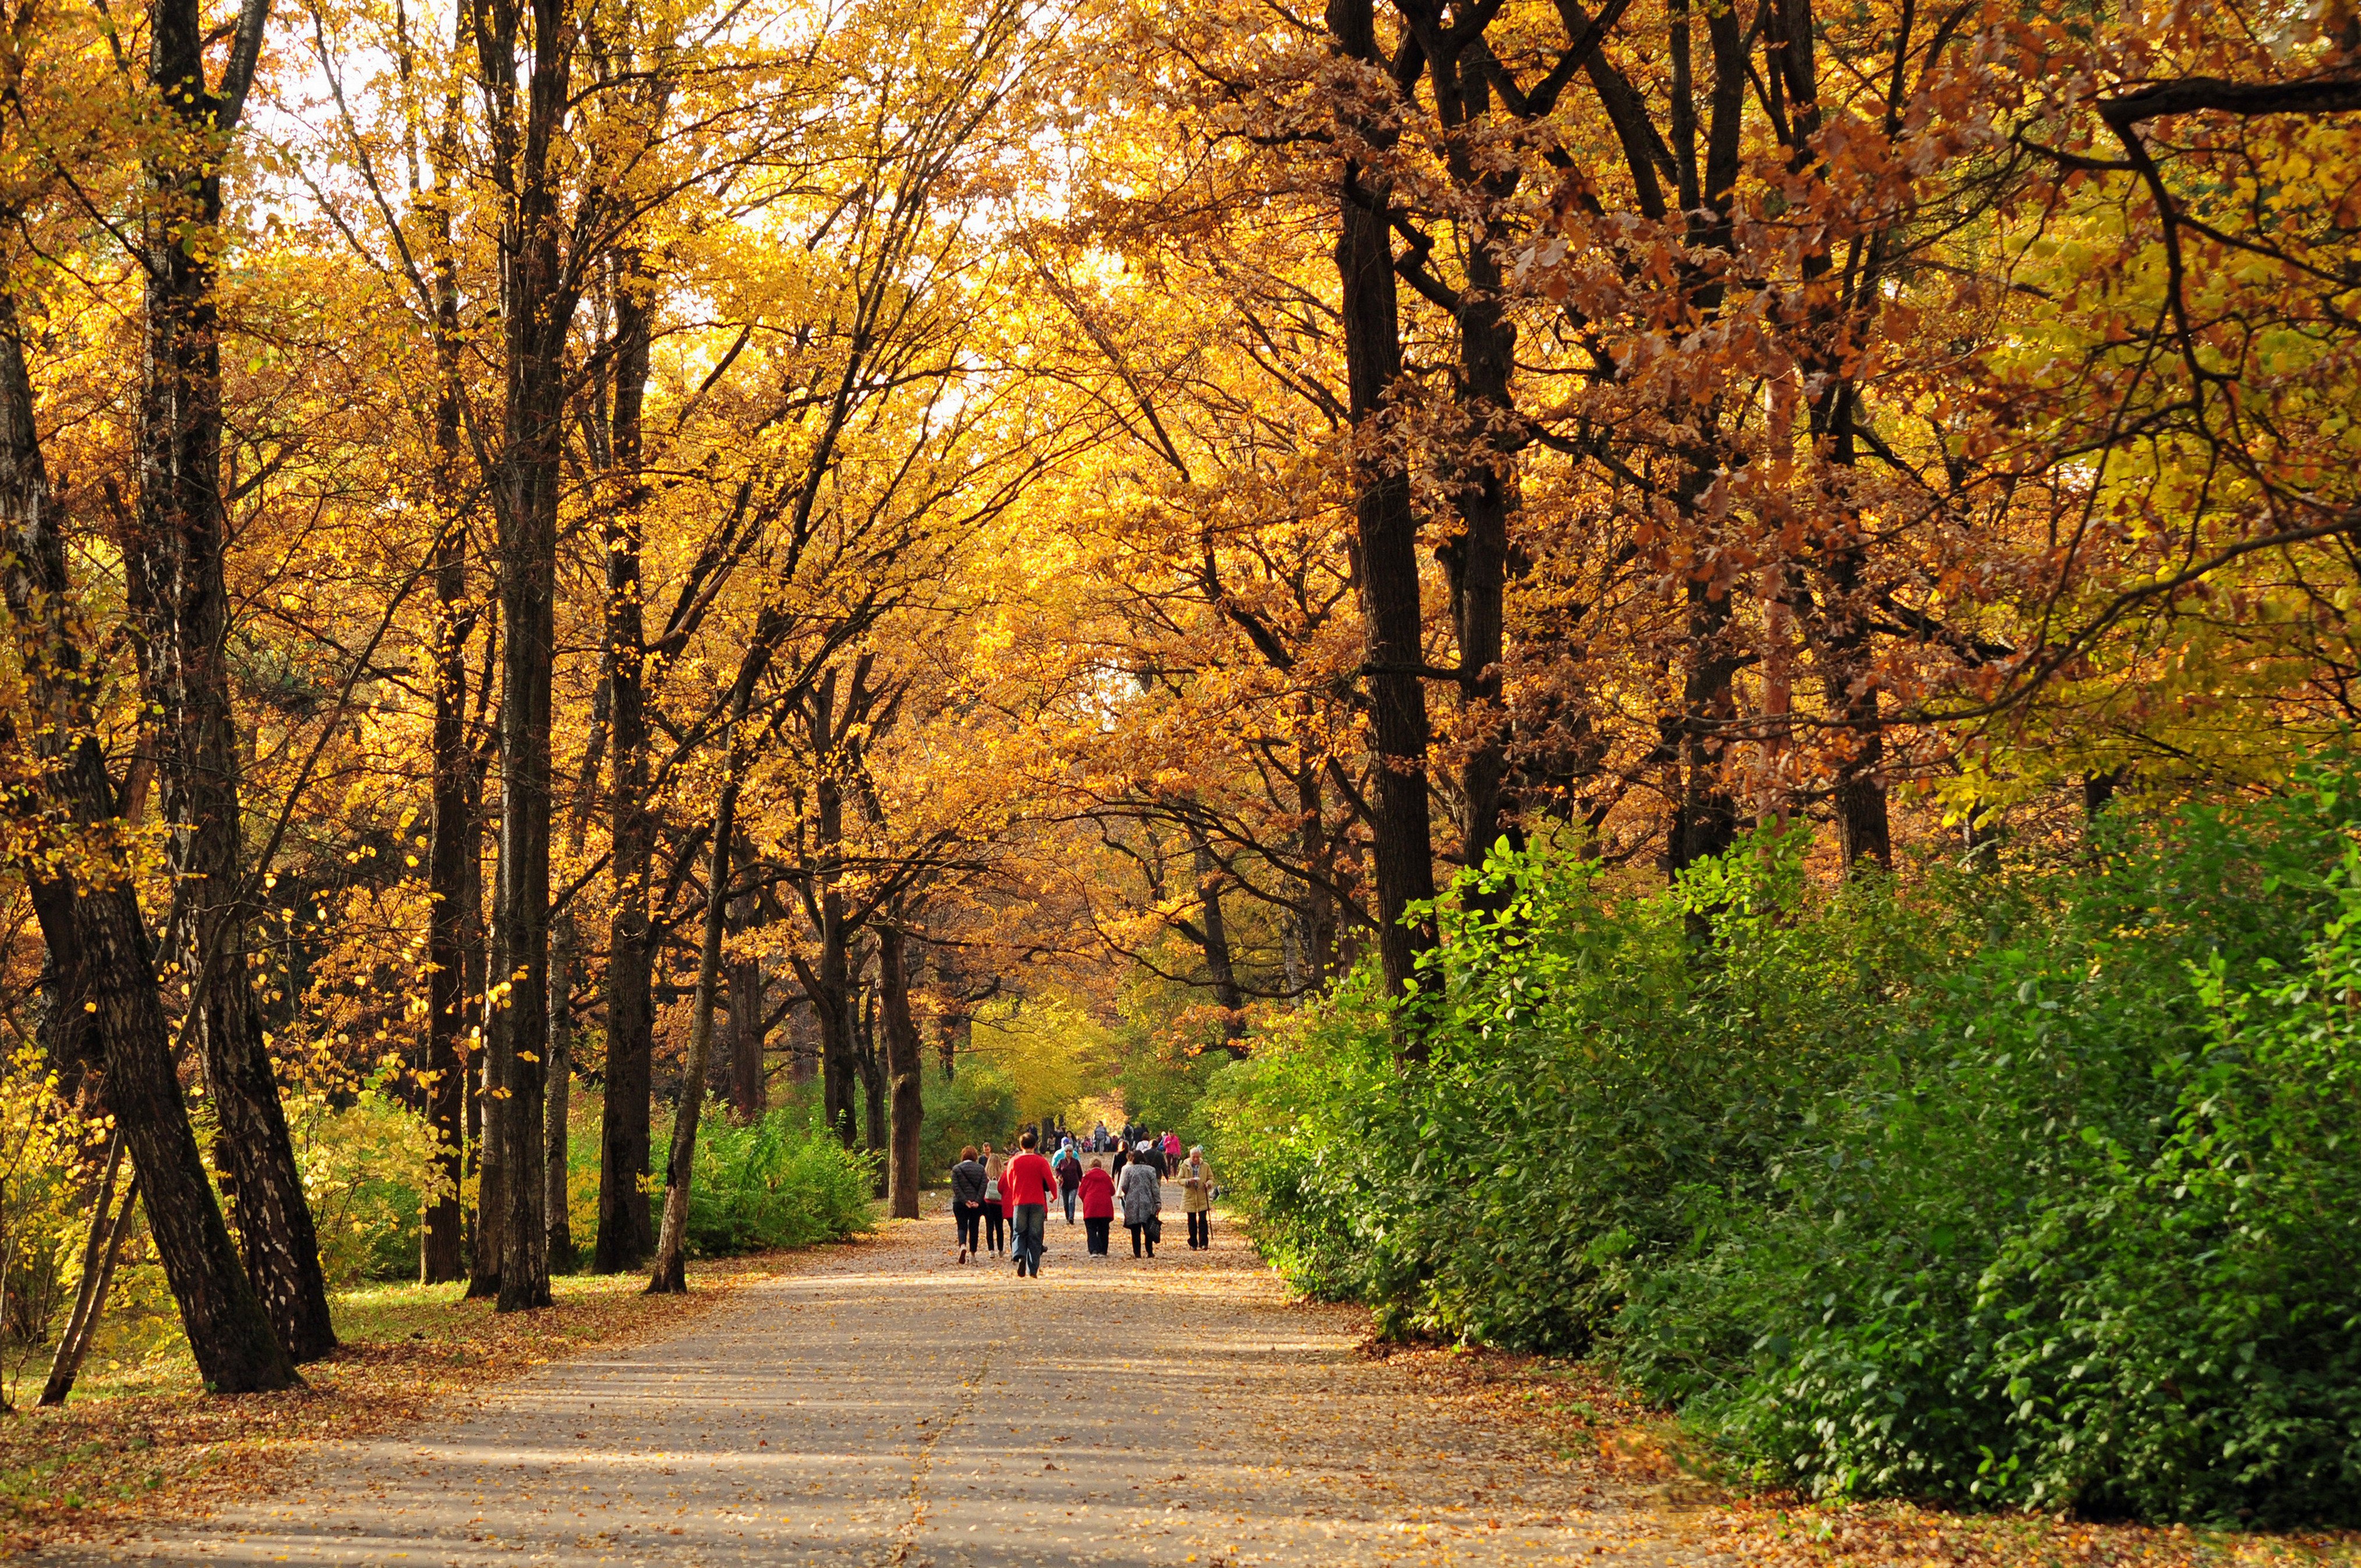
(985, 1209, 1005, 1255)
(1128, 1223, 1143, 1258)
(1086, 1217, 1108, 1254)
(1062, 1188, 1077, 1223)
(955, 1202, 975, 1258)
(1013, 1205, 1045, 1275)
(1188, 1209, 1207, 1248)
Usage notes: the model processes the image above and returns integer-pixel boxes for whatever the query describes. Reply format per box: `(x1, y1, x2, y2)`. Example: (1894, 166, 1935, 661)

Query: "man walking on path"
(1001, 1131, 1059, 1277)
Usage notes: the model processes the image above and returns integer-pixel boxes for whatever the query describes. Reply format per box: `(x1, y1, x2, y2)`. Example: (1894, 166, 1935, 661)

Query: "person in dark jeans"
(949, 1145, 988, 1262)
(1001, 1130, 1059, 1277)
(1118, 1144, 1161, 1258)
(982, 1145, 1007, 1257)
(1054, 1139, 1083, 1223)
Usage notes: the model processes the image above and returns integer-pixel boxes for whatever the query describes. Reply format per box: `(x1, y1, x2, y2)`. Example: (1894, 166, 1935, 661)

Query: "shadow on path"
(41, 1206, 1711, 1567)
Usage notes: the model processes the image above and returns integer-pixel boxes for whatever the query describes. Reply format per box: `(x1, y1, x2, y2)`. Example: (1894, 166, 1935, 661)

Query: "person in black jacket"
(949, 1145, 988, 1263)
(1053, 1138, 1083, 1224)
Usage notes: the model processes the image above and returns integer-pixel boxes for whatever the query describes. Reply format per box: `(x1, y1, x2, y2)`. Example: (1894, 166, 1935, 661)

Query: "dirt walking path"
(41, 1206, 1706, 1567)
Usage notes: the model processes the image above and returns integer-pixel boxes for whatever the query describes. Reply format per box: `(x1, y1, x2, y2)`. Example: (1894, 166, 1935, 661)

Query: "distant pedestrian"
(950, 1144, 988, 1262)
(982, 1145, 1007, 1257)
(1054, 1138, 1083, 1223)
(1180, 1145, 1213, 1250)
(1002, 1130, 1058, 1277)
(1162, 1130, 1182, 1170)
(1079, 1157, 1115, 1255)
(1119, 1142, 1162, 1258)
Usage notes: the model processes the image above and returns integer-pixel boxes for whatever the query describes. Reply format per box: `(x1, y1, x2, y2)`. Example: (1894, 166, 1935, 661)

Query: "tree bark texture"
(649, 727, 738, 1294)
(484, 0, 581, 1316)
(136, 0, 335, 1364)
(1328, 0, 1438, 1029)
(877, 925, 924, 1220)
(595, 275, 655, 1275)
(0, 285, 294, 1394)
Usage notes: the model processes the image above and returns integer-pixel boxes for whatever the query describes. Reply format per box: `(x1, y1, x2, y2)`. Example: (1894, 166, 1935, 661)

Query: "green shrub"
(653, 1102, 876, 1256)
(290, 1069, 445, 1284)
(920, 1061, 1018, 1174)
(1210, 766, 2361, 1525)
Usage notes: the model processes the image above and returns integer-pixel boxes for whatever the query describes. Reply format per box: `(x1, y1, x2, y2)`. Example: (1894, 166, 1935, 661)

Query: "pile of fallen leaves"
(1363, 1342, 2361, 1567)
(0, 1245, 841, 1557)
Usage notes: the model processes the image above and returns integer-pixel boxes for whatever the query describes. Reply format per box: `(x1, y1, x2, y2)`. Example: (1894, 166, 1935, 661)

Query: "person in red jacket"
(1077, 1156, 1116, 1256)
(999, 1130, 1059, 1277)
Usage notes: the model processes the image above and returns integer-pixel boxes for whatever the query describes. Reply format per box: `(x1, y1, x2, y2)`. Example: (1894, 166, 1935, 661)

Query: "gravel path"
(44, 1204, 1706, 1567)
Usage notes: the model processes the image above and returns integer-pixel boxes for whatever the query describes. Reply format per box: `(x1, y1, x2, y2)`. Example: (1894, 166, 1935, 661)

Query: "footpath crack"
(876, 1344, 984, 1567)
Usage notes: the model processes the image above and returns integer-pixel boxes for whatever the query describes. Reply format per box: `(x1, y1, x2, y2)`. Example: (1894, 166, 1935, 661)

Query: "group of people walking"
(948, 1130, 1215, 1275)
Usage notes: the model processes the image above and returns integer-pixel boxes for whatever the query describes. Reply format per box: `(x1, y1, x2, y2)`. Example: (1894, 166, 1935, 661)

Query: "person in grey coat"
(1117, 1142, 1162, 1258)
(949, 1146, 988, 1262)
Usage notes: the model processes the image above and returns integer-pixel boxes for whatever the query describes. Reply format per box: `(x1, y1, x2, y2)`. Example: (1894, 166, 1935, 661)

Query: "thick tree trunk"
(544, 917, 576, 1269)
(486, 0, 581, 1316)
(878, 926, 924, 1219)
(931, 953, 963, 1080)
(727, 954, 765, 1118)
(136, 0, 335, 1364)
(0, 287, 295, 1395)
(420, 209, 473, 1286)
(594, 266, 655, 1275)
(1328, 0, 1437, 1031)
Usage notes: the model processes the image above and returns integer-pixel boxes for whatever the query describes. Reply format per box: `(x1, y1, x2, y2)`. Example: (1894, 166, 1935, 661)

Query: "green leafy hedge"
(653, 1103, 877, 1256)
(1207, 769, 2361, 1525)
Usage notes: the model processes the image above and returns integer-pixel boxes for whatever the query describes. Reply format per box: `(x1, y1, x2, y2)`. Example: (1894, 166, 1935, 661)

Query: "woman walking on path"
(1180, 1146, 1213, 1250)
(1055, 1139, 1083, 1224)
(1118, 1142, 1162, 1258)
(1001, 1131, 1058, 1278)
(982, 1145, 1008, 1258)
(1079, 1157, 1115, 1255)
(950, 1145, 988, 1262)
(1162, 1131, 1182, 1171)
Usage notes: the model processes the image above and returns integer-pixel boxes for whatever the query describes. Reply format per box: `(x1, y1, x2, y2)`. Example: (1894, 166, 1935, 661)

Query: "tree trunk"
(1328, 0, 1437, 1031)
(486, 0, 581, 1316)
(878, 926, 924, 1220)
(419, 171, 474, 1286)
(1186, 822, 1249, 1054)
(0, 285, 295, 1396)
(543, 917, 576, 1270)
(648, 729, 740, 1295)
(859, 985, 887, 1169)
(727, 954, 765, 1118)
(469, 850, 507, 1299)
(1439, 55, 1518, 896)
(593, 257, 655, 1274)
(136, 0, 335, 1365)
(39, 1167, 142, 1408)
(931, 952, 963, 1080)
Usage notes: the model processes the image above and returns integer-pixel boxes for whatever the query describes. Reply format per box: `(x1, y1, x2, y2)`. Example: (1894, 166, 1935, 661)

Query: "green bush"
(1210, 767, 2361, 1525)
(919, 1061, 1018, 1174)
(653, 1102, 877, 1257)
